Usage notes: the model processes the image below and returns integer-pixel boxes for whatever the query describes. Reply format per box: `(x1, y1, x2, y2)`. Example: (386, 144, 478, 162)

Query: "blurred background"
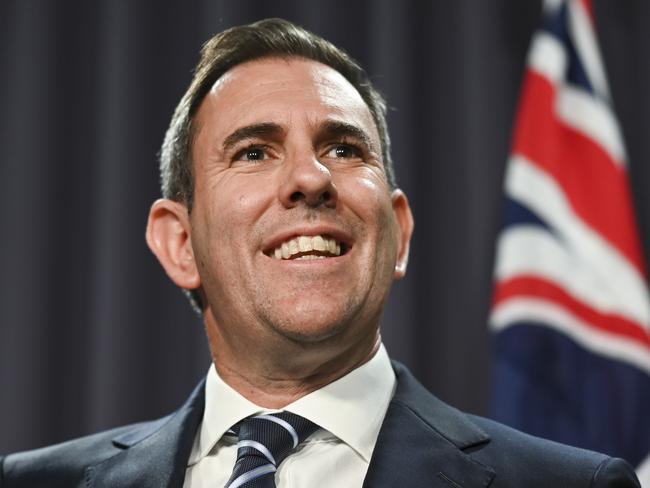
(1, 0, 649, 455)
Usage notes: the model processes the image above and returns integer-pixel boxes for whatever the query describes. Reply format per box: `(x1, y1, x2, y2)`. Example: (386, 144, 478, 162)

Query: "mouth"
(264, 234, 350, 260)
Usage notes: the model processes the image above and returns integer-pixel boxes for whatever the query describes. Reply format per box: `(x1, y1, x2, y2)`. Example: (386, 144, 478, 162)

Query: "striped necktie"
(224, 412, 319, 488)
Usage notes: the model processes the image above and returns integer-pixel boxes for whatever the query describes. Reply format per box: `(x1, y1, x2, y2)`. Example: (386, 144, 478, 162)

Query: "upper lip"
(262, 226, 353, 255)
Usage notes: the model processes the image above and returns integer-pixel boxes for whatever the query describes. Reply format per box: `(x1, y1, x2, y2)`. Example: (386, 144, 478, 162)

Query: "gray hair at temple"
(158, 18, 395, 312)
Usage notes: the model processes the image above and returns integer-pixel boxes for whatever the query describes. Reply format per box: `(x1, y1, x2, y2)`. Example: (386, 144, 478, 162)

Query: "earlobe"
(146, 199, 201, 290)
(391, 189, 414, 279)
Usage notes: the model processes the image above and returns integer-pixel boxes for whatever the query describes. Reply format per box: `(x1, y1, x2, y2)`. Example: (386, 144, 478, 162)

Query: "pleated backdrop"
(1, 0, 648, 453)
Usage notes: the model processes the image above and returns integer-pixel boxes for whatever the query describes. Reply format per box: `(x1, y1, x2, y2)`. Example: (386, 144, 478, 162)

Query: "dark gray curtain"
(1, 0, 648, 454)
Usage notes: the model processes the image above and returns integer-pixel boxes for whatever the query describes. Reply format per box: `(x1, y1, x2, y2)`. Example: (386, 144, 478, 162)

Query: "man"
(0, 18, 640, 488)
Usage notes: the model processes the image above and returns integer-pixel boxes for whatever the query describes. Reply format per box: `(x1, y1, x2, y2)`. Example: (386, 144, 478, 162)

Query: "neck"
(205, 315, 381, 408)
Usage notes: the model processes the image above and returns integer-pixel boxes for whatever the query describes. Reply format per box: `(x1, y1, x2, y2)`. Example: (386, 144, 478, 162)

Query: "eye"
(234, 146, 267, 162)
(326, 144, 362, 159)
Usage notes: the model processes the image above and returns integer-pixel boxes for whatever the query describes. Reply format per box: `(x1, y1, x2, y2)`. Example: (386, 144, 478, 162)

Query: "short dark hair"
(158, 18, 394, 311)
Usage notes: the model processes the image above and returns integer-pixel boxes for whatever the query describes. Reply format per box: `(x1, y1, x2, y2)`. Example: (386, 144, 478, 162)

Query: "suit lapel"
(83, 363, 495, 487)
(363, 363, 495, 488)
(85, 380, 205, 488)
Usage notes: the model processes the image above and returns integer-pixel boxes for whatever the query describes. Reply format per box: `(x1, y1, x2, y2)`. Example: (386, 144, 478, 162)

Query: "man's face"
(188, 57, 412, 356)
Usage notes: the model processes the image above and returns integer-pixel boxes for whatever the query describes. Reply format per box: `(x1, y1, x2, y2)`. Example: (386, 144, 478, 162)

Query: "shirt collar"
(189, 343, 395, 465)
(287, 343, 395, 462)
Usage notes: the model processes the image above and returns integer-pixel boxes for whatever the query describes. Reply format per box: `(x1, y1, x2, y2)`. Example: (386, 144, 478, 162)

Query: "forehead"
(194, 57, 379, 143)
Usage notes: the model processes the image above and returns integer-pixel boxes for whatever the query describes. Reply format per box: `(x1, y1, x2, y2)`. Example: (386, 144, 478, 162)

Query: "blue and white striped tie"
(224, 412, 319, 488)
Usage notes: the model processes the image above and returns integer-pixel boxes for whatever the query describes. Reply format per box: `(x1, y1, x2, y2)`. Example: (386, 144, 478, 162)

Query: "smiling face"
(150, 56, 413, 376)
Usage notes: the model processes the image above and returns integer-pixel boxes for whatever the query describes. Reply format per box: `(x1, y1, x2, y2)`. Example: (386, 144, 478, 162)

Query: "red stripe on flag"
(493, 275, 650, 349)
(512, 70, 647, 276)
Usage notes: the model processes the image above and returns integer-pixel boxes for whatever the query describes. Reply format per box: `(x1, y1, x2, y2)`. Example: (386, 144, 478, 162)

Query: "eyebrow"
(222, 123, 285, 153)
(315, 120, 378, 154)
(221, 120, 378, 154)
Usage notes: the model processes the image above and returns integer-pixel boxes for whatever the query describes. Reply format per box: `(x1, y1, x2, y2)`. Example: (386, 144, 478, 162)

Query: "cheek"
(340, 173, 393, 222)
(203, 172, 270, 220)
(195, 177, 275, 259)
(339, 177, 398, 268)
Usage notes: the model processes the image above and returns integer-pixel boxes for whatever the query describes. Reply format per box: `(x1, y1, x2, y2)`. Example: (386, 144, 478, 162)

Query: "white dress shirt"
(183, 344, 396, 487)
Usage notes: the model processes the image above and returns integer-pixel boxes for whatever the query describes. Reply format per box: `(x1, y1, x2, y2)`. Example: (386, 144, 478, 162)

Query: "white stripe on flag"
(557, 85, 627, 166)
(527, 30, 625, 167)
(528, 32, 567, 85)
(495, 226, 647, 326)
(567, 0, 610, 100)
(504, 156, 650, 327)
(491, 298, 650, 374)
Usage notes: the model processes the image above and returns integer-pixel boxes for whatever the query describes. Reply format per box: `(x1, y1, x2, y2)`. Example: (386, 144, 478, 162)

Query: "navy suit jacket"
(1, 362, 640, 487)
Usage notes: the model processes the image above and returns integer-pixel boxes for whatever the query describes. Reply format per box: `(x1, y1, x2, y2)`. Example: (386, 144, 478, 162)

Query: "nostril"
(285, 187, 336, 207)
(290, 191, 305, 202)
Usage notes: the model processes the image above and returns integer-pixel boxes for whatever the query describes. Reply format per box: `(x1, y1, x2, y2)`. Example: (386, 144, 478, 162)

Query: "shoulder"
(467, 415, 639, 487)
(389, 361, 640, 487)
(0, 380, 205, 488)
(1, 421, 154, 487)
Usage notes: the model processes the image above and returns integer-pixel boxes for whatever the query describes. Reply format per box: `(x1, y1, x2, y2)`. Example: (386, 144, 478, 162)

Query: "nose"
(278, 152, 338, 208)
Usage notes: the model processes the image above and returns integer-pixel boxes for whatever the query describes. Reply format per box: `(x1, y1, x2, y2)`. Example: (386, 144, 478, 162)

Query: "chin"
(266, 308, 356, 345)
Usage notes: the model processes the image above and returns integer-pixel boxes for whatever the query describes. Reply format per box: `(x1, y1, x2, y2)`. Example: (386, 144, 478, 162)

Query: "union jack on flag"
(489, 0, 650, 482)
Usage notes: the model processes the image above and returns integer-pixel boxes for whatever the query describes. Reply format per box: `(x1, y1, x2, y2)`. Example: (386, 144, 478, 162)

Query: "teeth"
(313, 235, 326, 251)
(269, 234, 344, 260)
(281, 242, 290, 259)
(298, 236, 312, 252)
(289, 239, 299, 256)
(295, 255, 328, 260)
(328, 239, 337, 254)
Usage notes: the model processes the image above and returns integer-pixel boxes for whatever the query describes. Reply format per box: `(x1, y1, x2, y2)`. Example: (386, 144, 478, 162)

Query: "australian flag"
(489, 0, 650, 483)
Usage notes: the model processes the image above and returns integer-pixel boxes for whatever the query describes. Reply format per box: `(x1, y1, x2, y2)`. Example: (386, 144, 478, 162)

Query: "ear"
(391, 189, 414, 279)
(145, 199, 201, 290)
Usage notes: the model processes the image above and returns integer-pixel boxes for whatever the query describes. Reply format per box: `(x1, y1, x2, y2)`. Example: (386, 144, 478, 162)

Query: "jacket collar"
(85, 380, 205, 488)
(363, 362, 495, 487)
(85, 362, 494, 488)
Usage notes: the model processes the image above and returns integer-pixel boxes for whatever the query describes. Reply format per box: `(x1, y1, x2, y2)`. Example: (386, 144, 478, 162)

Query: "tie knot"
(224, 412, 319, 487)
(234, 412, 318, 466)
